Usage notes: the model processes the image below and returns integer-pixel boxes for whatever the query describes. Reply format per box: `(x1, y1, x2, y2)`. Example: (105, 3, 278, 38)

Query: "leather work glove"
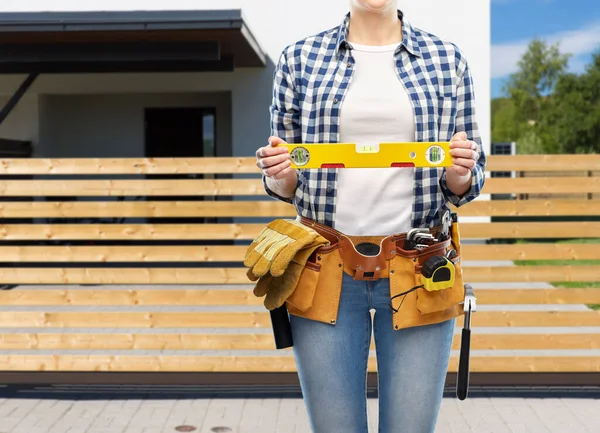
(255, 240, 326, 310)
(244, 219, 323, 278)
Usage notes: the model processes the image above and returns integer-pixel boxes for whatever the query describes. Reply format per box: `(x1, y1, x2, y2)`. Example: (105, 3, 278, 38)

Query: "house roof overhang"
(0, 9, 266, 73)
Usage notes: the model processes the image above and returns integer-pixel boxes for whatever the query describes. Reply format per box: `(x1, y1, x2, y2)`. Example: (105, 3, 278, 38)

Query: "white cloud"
(491, 20, 600, 79)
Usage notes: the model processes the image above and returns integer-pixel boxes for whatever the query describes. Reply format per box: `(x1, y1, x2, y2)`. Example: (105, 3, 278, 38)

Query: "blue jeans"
(290, 272, 455, 433)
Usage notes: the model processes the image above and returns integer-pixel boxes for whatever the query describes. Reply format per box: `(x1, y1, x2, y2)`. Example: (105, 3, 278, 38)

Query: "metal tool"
(457, 284, 477, 400)
(414, 233, 437, 243)
(439, 209, 452, 241)
(405, 228, 431, 250)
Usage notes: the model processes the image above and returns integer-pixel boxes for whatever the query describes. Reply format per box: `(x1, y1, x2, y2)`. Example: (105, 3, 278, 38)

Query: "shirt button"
(347, 62, 352, 68)
(326, 186, 332, 193)
(333, 98, 338, 104)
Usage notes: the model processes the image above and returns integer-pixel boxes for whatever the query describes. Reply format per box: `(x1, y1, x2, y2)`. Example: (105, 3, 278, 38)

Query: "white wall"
(38, 92, 231, 158)
(0, 70, 269, 157)
(0, 0, 491, 156)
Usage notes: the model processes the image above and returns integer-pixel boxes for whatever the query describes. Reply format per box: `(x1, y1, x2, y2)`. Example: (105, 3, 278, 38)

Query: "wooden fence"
(0, 154, 599, 384)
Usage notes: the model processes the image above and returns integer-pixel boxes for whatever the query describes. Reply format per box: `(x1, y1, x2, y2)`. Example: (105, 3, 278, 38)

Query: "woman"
(255, 1, 486, 432)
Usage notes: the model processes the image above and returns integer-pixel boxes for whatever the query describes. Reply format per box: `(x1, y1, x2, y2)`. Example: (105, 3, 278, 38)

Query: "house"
(0, 0, 490, 162)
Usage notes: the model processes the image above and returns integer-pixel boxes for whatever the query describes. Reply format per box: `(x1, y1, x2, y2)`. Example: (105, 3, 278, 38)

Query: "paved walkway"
(0, 391, 598, 433)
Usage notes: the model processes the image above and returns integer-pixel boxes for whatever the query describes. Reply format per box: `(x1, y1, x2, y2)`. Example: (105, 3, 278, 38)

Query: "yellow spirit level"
(286, 142, 452, 169)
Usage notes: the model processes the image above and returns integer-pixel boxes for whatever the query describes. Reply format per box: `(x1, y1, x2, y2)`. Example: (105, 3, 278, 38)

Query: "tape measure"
(420, 255, 455, 292)
(287, 142, 452, 169)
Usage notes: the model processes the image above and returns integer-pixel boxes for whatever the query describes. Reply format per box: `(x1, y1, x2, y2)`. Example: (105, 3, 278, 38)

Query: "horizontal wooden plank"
(2, 176, 596, 197)
(482, 177, 600, 194)
(0, 312, 271, 328)
(459, 222, 600, 239)
(477, 289, 600, 305)
(0, 201, 294, 218)
(0, 268, 251, 285)
(464, 265, 600, 283)
(0, 289, 262, 306)
(0, 155, 597, 175)
(0, 199, 597, 218)
(0, 311, 598, 328)
(0, 222, 597, 241)
(1, 333, 598, 351)
(0, 265, 597, 284)
(456, 200, 600, 217)
(0, 243, 598, 263)
(0, 224, 263, 240)
(0, 355, 598, 373)
(0, 179, 264, 196)
(0, 246, 249, 263)
(2, 288, 599, 307)
(0, 157, 258, 175)
(463, 244, 600, 261)
(486, 154, 600, 172)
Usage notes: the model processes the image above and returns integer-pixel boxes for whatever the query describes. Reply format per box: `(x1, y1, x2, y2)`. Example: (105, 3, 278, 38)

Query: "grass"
(512, 238, 600, 310)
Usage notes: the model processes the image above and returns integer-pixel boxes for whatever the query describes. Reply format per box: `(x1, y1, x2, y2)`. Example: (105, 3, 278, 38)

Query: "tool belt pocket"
(413, 223, 465, 315)
(285, 245, 344, 324)
(285, 256, 321, 312)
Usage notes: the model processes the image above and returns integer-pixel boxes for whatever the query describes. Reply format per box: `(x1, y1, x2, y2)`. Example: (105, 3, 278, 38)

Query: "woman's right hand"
(256, 137, 298, 199)
(256, 136, 295, 181)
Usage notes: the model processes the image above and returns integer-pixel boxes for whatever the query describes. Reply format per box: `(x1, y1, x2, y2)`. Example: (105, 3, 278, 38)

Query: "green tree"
(505, 39, 571, 123)
(542, 50, 600, 154)
(491, 97, 518, 142)
(494, 39, 571, 153)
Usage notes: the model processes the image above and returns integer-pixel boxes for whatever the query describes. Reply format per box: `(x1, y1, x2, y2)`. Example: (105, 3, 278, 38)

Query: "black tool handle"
(456, 327, 471, 400)
(270, 305, 293, 349)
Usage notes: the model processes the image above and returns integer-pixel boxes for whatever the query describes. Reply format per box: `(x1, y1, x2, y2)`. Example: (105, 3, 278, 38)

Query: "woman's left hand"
(448, 131, 480, 178)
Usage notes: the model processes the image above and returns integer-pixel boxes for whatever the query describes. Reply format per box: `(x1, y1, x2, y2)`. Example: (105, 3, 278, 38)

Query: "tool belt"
(297, 216, 453, 281)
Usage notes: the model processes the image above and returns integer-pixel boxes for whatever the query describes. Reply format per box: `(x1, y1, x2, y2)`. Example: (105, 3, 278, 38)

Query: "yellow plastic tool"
(420, 255, 455, 292)
(286, 142, 452, 169)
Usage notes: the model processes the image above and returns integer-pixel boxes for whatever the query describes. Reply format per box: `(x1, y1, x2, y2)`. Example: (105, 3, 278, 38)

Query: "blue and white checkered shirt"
(264, 10, 486, 229)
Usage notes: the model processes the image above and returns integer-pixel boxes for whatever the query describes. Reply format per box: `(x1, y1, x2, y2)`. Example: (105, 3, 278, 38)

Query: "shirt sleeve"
(262, 49, 303, 204)
(439, 60, 487, 207)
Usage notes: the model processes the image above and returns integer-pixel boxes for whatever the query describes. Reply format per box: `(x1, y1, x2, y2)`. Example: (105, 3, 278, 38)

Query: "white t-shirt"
(334, 42, 416, 236)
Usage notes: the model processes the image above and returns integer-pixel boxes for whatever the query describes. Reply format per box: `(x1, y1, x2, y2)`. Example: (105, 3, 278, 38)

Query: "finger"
(452, 158, 476, 170)
(450, 148, 477, 159)
(451, 132, 468, 142)
(263, 160, 292, 178)
(261, 152, 291, 169)
(268, 136, 287, 147)
(259, 145, 289, 158)
(271, 164, 294, 180)
(450, 140, 473, 149)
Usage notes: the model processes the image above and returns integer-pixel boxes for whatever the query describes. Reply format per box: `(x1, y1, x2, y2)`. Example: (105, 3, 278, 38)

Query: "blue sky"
(491, 0, 600, 98)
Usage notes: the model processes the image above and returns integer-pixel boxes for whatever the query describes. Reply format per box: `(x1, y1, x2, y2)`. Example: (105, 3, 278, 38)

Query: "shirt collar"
(336, 9, 422, 58)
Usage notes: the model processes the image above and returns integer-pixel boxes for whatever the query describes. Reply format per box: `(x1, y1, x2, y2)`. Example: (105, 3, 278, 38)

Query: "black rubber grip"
(456, 328, 471, 400)
(270, 305, 294, 349)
